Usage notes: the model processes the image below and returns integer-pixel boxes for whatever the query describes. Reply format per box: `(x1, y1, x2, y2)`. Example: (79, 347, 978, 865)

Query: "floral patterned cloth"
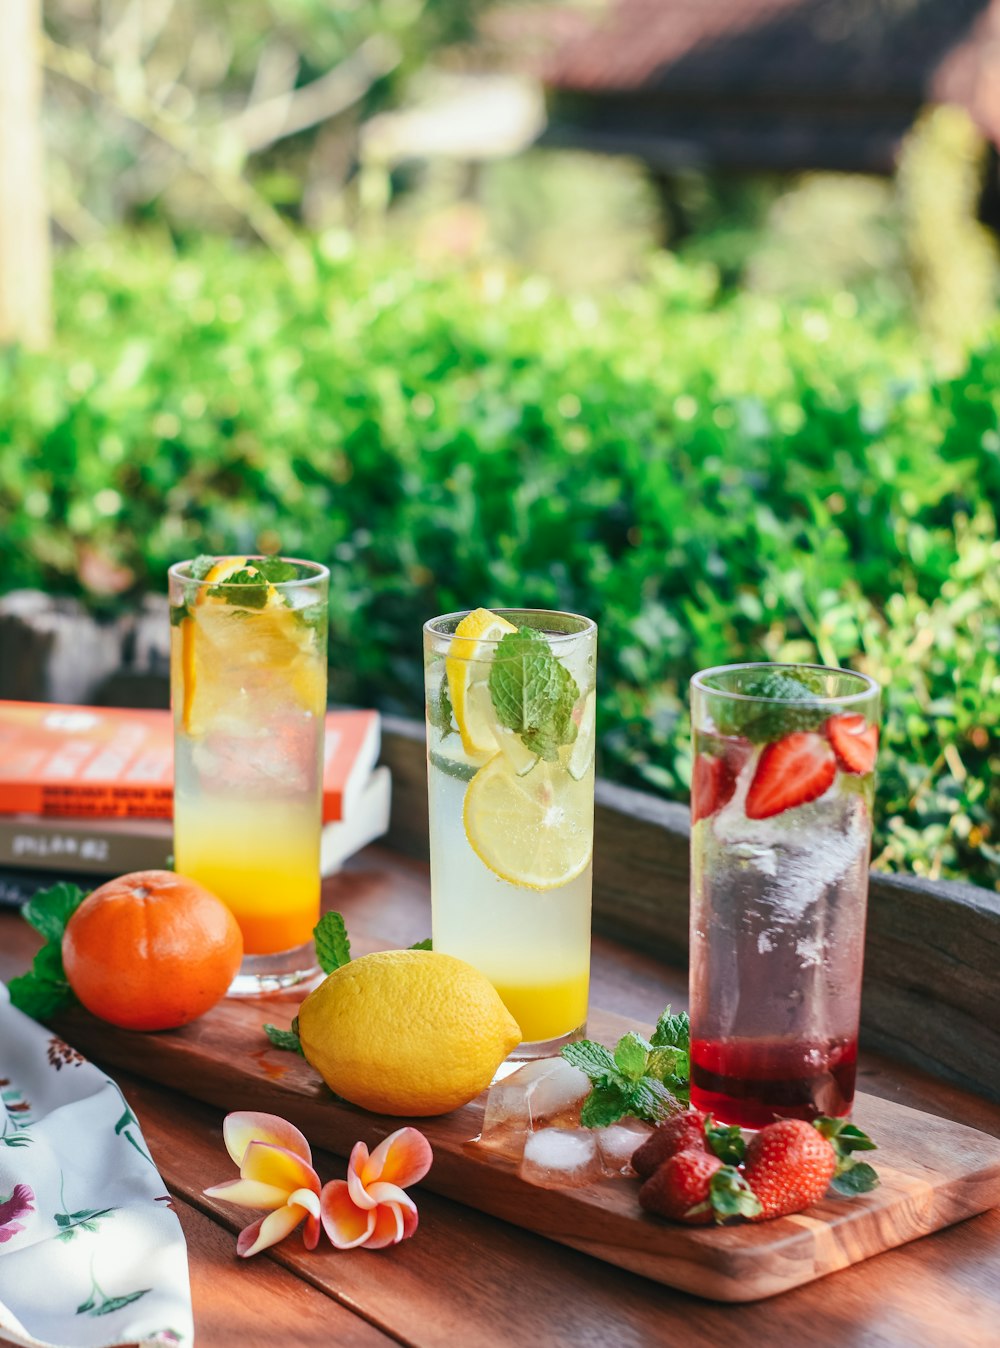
(0, 983, 193, 1348)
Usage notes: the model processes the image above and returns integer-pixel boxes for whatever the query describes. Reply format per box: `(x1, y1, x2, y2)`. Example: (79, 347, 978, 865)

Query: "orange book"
(0, 701, 380, 824)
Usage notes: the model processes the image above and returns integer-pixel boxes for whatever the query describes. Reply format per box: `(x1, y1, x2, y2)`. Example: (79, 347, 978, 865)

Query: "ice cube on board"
(519, 1127, 603, 1189)
(479, 1057, 591, 1158)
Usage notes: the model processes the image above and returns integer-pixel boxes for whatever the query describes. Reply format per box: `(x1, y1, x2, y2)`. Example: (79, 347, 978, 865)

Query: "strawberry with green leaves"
(639, 1151, 760, 1225)
(743, 1117, 878, 1221)
(631, 1108, 746, 1178)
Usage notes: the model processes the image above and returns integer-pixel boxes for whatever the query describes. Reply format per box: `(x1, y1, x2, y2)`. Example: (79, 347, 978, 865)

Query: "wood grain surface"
(4, 853, 1000, 1343)
(34, 971, 1000, 1302)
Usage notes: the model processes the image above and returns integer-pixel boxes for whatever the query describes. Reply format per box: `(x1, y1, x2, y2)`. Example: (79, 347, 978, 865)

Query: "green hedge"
(1, 237, 997, 891)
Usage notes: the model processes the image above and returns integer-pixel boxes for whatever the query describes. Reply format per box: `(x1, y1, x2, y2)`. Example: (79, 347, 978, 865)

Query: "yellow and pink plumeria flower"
(321, 1126, 433, 1250)
(203, 1112, 322, 1257)
(204, 1112, 433, 1257)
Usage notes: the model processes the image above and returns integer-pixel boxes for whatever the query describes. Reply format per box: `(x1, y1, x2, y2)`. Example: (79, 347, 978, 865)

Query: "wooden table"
(2, 846, 999, 1348)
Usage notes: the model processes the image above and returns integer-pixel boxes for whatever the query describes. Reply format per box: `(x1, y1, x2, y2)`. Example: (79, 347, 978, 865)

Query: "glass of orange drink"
(169, 556, 329, 994)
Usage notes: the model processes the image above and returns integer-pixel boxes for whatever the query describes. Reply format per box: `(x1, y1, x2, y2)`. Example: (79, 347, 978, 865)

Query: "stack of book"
(0, 700, 390, 905)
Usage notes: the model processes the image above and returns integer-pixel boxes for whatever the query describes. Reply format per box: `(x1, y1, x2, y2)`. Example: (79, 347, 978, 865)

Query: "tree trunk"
(0, 0, 52, 350)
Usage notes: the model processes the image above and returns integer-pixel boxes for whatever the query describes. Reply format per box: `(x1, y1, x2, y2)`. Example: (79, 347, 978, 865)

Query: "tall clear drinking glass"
(424, 609, 597, 1057)
(169, 557, 329, 995)
(688, 663, 880, 1127)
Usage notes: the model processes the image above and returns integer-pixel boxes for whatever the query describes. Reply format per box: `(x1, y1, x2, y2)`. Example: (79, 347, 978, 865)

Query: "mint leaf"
(579, 1083, 630, 1128)
(254, 558, 298, 584)
(650, 1007, 690, 1050)
(830, 1162, 879, 1196)
(263, 1022, 304, 1055)
(628, 1077, 680, 1122)
(23, 882, 88, 943)
(709, 671, 827, 742)
(645, 1008, 690, 1105)
(488, 626, 579, 763)
(188, 555, 216, 581)
(428, 678, 454, 737)
(409, 937, 432, 950)
(614, 1031, 651, 1082)
(8, 942, 78, 1021)
(169, 603, 189, 626)
(313, 911, 351, 973)
(208, 570, 270, 607)
(560, 1038, 619, 1084)
(295, 601, 328, 635)
(645, 1045, 687, 1080)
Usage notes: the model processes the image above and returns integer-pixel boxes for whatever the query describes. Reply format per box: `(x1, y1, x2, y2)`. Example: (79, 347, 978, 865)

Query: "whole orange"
(62, 870, 243, 1031)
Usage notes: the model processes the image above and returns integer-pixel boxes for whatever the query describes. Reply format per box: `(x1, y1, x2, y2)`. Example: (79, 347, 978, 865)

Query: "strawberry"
(744, 732, 836, 820)
(826, 713, 879, 775)
(691, 737, 751, 822)
(691, 755, 736, 823)
(639, 1151, 760, 1225)
(631, 1110, 709, 1178)
(742, 1119, 837, 1220)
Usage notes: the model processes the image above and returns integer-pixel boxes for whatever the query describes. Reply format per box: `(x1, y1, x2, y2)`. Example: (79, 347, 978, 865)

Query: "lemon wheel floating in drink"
(169, 555, 329, 995)
(424, 608, 598, 1055)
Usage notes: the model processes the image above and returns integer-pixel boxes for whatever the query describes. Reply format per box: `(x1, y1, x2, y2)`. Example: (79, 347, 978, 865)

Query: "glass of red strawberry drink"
(688, 663, 880, 1129)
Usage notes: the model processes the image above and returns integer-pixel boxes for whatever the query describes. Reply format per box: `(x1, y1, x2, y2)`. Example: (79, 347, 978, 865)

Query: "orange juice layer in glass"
(169, 557, 328, 988)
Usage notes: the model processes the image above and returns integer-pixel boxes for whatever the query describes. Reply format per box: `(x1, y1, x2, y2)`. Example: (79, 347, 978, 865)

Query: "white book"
(320, 766, 392, 876)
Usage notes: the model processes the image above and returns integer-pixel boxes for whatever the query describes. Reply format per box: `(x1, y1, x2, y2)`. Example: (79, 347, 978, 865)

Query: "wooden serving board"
(52, 995, 1000, 1303)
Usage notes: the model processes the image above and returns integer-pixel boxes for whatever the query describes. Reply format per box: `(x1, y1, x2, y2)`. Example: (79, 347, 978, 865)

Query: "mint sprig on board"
(560, 1007, 691, 1127)
(263, 911, 351, 1054)
(8, 882, 89, 1021)
(488, 625, 580, 762)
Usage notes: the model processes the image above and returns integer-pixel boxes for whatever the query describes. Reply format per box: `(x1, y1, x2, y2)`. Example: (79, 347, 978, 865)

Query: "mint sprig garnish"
(427, 678, 455, 738)
(8, 882, 88, 1021)
(709, 670, 828, 742)
(561, 1006, 690, 1127)
(488, 625, 580, 762)
(314, 911, 351, 973)
(262, 1019, 305, 1056)
(264, 911, 352, 1056)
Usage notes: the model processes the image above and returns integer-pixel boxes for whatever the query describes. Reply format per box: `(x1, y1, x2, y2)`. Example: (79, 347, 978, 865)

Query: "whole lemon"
(297, 949, 522, 1115)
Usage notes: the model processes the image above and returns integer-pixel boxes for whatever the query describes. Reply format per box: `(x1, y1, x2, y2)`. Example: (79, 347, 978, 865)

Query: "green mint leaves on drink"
(428, 677, 455, 738)
(170, 554, 217, 624)
(8, 882, 88, 1021)
(709, 670, 829, 742)
(195, 556, 299, 608)
(561, 1007, 691, 1127)
(488, 625, 580, 762)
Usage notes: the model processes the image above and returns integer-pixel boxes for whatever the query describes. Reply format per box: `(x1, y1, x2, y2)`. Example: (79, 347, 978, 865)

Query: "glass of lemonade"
(169, 556, 329, 995)
(424, 608, 597, 1057)
(688, 663, 880, 1127)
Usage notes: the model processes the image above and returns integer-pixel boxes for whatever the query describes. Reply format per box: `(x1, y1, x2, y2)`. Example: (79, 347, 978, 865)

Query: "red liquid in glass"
(690, 1035, 858, 1129)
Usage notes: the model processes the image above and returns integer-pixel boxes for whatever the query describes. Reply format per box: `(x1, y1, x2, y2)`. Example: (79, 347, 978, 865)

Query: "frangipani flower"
(321, 1127, 433, 1250)
(204, 1111, 322, 1257)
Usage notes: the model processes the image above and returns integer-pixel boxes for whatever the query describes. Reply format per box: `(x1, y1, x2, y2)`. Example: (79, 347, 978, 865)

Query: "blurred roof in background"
(488, 0, 999, 172)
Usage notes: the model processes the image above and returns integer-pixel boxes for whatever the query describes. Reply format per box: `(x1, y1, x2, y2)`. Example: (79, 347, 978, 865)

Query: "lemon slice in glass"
(446, 608, 517, 758)
(181, 558, 323, 733)
(463, 756, 593, 891)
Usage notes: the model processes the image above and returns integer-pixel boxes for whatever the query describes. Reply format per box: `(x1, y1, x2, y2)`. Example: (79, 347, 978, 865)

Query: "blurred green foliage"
(0, 238, 997, 891)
